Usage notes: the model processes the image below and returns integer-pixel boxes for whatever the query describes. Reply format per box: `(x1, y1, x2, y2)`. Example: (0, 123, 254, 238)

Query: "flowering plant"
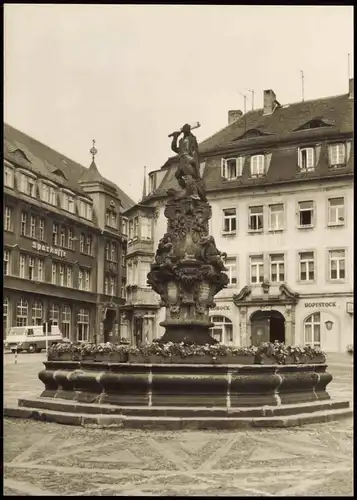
(49, 341, 130, 355)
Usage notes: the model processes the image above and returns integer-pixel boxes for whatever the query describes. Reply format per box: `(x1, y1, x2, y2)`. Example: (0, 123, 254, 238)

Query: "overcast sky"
(4, 5, 354, 203)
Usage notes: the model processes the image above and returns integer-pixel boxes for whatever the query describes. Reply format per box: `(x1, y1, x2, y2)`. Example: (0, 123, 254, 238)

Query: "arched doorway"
(250, 310, 285, 345)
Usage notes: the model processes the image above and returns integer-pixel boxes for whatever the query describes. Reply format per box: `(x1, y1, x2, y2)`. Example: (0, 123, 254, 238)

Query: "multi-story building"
(4, 124, 135, 343)
(123, 79, 354, 352)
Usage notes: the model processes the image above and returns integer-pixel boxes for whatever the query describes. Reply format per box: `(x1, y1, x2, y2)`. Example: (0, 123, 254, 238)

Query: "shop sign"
(304, 301, 337, 308)
(32, 241, 67, 258)
(212, 305, 230, 311)
(346, 302, 354, 314)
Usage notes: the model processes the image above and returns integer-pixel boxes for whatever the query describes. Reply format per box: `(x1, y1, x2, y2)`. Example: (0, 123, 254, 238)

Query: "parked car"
(4, 325, 68, 353)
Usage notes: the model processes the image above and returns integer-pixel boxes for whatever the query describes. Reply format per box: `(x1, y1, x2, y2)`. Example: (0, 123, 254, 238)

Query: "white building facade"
(122, 82, 354, 352)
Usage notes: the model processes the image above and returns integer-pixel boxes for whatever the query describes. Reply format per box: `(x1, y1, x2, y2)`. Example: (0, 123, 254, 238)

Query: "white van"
(4, 325, 68, 353)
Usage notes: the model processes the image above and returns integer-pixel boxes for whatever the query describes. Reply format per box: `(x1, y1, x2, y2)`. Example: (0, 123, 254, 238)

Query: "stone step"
(17, 397, 350, 419)
(4, 404, 352, 430)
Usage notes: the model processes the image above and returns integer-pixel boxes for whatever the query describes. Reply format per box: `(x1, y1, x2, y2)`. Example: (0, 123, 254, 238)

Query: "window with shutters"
(298, 147, 315, 171)
(299, 252, 315, 282)
(222, 208, 237, 234)
(328, 198, 345, 226)
(249, 206, 264, 231)
(329, 143, 346, 167)
(329, 249, 346, 281)
(250, 155, 265, 177)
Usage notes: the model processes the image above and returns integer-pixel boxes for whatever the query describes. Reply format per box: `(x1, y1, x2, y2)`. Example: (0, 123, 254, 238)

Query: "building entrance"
(250, 310, 285, 345)
(103, 308, 116, 342)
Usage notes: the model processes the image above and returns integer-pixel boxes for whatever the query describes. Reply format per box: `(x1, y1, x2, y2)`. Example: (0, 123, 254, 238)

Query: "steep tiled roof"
(147, 91, 353, 198)
(4, 123, 135, 210)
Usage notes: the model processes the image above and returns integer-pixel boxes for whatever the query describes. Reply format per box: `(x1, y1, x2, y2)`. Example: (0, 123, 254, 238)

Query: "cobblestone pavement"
(4, 353, 353, 496)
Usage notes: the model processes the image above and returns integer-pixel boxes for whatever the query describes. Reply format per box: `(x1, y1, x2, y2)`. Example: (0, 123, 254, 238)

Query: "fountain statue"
(147, 123, 229, 344)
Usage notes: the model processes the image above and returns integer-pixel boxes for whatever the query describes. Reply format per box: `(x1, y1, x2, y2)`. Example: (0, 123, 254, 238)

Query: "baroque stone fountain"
(5, 123, 351, 429)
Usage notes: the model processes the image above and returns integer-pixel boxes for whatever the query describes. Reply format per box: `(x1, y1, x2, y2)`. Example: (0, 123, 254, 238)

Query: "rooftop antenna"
(238, 91, 248, 115)
(246, 89, 255, 110)
(300, 70, 305, 102)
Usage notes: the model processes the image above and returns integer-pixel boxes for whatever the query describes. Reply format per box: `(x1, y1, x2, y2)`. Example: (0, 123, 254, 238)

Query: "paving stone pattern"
(4, 353, 353, 496)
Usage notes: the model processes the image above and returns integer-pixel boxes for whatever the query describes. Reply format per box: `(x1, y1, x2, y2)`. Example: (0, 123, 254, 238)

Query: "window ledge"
(221, 231, 236, 236)
(327, 223, 345, 228)
(268, 228, 284, 233)
(297, 225, 315, 230)
(247, 229, 264, 234)
(298, 280, 316, 285)
(328, 279, 346, 284)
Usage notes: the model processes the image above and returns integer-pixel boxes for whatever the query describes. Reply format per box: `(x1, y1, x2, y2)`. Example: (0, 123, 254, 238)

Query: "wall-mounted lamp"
(325, 320, 334, 331)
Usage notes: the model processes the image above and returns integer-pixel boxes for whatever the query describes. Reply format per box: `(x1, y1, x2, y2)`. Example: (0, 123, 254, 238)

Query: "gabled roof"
(4, 123, 136, 210)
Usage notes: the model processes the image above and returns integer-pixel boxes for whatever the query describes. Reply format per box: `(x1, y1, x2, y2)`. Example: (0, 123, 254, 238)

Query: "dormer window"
(79, 200, 93, 221)
(328, 143, 346, 167)
(41, 182, 57, 205)
(298, 147, 315, 171)
(4, 163, 14, 188)
(62, 190, 76, 214)
(149, 173, 157, 194)
(19, 172, 36, 197)
(221, 157, 244, 180)
(250, 155, 265, 177)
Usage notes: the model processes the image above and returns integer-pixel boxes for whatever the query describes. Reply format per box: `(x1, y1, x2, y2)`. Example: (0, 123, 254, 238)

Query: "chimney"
(228, 110, 243, 125)
(349, 78, 354, 99)
(263, 89, 277, 115)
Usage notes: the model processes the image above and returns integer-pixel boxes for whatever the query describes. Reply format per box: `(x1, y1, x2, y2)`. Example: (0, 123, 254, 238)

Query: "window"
(41, 183, 57, 205)
(62, 306, 71, 339)
(249, 206, 264, 231)
(59, 264, 65, 286)
(30, 216, 36, 238)
(128, 219, 134, 239)
(121, 247, 126, 267)
(105, 243, 110, 261)
(16, 299, 28, 326)
(79, 201, 92, 220)
(37, 259, 44, 282)
(223, 208, 237, 233)
(298, 201, 314, 227)
(68, 229, 74, 250)
(211, 316, 233, 344)
(122, 218, 128, 235)
(329, 250, 346, 281)
(20, 173, 36, 197)
(104, 276, 109, 295)
(62, 192, 76, 213)
(250, 155, 265, 177)
(4, 250, 10, 276)
(134, 217, 139, 238)
(19, 254, 26, 278)
(78, 269, 84, 290)
(106, 209, 117, 228)
(110, 242, 117, 262)
(32, 301, 43, 326)
(109, 276, 116, 296)
(49, 304, 60, 326)
(149, 173, 157, 193)
(329, 143, 346, 166)
(141, 217, 152, 239)
(4, 165, 14, 188)
(298, 147, 315, 171)
(80, 234, 85, 253)
(28, 257, 35, 280)
(21, 212, 27, 236)
(86, 236, 92, 256)
(4, 206, 12, 232)
(299, 252, 315, 281)
(4, 297, 9, 335)
(269, 204, 284, 231)
(270, 254, 285, 282)
(77, 309, 89, 342)
(39, 219, 45, 241)
(67, 266, 73, 287)
(221, 157, 244, 180)
(250, 255, 264, 284)
(60, 229, 66, 247)
(328, 198, 345, 226)
(52, 223, 58, 245)
(225, 257, 237, 286)
(304, 313, 321, 348)
(84, 270, 91, 291)
(52, 263, 57, 284)
(121, 279, 126, 299)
